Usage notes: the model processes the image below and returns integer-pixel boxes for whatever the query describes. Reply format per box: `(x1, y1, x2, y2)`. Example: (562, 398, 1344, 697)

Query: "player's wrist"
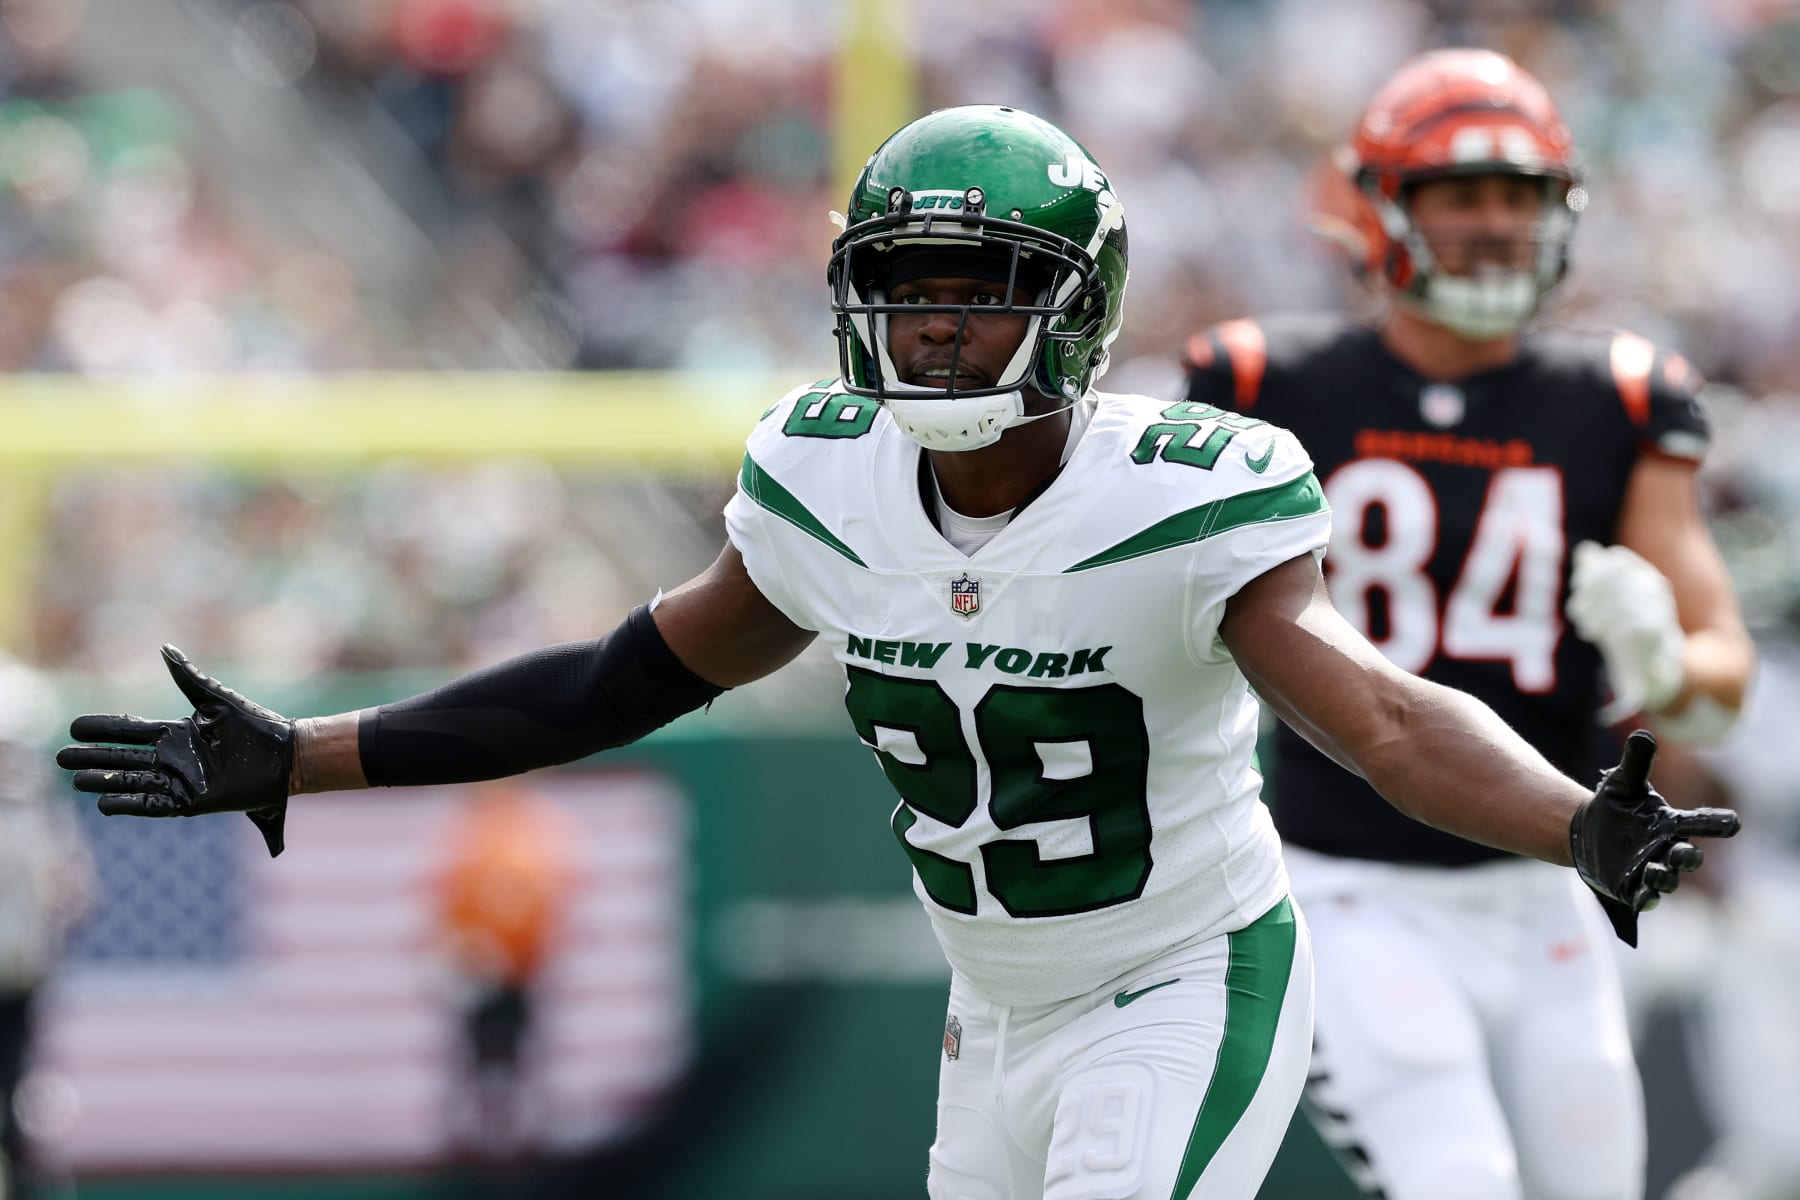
(290, 712, 367, 795)
(289, 718, 310, 795)
(1567, 795, 1625, 901)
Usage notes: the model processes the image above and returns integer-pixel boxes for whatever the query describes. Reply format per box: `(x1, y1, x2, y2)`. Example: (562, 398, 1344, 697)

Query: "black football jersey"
(1183, 313, 1710, 866)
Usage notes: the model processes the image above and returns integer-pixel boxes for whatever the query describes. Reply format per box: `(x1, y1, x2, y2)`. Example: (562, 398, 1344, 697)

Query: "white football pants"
(926, 897, 1313, 1200)
(1286, 846, 1645, 1200)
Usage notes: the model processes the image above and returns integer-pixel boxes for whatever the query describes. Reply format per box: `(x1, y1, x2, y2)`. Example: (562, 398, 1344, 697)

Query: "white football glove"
(1566, 540, 1685, 724)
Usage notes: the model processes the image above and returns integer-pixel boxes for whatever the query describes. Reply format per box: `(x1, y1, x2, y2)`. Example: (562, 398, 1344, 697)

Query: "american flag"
(35, 770, 692, 1173)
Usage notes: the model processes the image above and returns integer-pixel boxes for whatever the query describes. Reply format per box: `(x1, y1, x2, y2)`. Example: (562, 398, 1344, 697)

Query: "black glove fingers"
(1615, 730, 1658, 791)
(1666, 842, 1703, 873)
(62, 651, 296, 835)
(57, 744, 155, 770)
(1630, 885, 1662, 913)
(162, 644, 274, 720)
(71, 768, 177, 797)
(161, 644, 229, 711)
(95, 792, 186, 817)
(1642, 862, 1680, 895)
(69, 714, 169, 745)
(1674, 806, 1741, 840)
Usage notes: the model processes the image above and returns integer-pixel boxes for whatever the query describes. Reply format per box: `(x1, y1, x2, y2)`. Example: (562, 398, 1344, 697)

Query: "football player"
(1180, 51, 1756, 1200)
(59, 105, 1737, 1200)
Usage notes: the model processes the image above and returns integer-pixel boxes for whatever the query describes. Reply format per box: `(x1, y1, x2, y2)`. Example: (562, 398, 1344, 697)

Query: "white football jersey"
(724, 380, 1332, 1005)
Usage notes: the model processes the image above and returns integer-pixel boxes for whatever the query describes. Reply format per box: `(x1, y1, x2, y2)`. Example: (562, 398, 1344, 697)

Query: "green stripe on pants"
(1170, 897, 1298, 1198)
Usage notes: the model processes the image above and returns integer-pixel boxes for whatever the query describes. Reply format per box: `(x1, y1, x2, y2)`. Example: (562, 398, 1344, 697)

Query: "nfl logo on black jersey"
(1420, 383, 1465, 428)
(949, 574, 980, 617)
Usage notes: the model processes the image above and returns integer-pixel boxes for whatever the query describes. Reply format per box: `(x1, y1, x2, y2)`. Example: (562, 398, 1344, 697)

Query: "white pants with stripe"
(926, 897, 1313, 1200)
(1287, 846, 1645, 1200)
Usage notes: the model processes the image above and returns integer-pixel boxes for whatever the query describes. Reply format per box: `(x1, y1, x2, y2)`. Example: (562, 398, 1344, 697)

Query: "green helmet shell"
(829, 105, 1130, 415)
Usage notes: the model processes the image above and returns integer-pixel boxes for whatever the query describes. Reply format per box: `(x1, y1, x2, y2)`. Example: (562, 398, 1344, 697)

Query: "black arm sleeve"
(357, 604, 725, 787)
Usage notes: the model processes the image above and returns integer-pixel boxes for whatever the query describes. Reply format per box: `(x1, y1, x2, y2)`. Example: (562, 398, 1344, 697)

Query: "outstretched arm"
(1222, 553, 1586, 863)
(1221, 553, 1737, 944)
(60, 542, 814, 853)
(290, 542, 813, 793)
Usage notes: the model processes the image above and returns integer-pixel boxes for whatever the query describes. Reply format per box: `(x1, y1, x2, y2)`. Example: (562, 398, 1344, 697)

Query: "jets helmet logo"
(1048, 153, 1107, 193)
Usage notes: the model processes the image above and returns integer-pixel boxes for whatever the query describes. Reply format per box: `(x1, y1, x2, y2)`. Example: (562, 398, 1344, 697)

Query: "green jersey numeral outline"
(1131, 401, 1267, 471)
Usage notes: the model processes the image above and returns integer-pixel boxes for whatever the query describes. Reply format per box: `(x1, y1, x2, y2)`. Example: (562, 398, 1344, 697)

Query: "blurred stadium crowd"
(5, 0, 1799, 674)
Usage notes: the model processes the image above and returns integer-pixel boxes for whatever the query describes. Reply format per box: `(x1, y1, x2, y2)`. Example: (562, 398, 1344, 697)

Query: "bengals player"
(1182, 50, 1756, 1200)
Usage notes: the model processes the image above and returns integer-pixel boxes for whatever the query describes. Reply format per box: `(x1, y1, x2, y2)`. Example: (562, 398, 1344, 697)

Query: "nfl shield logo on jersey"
(943, 1015, 962, 1060)
(1420, 382, 1466, 428)
(949, 574, 980, 617)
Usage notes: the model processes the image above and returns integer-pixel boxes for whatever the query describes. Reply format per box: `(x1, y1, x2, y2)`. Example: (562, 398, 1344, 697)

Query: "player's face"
(886, 277, 1034, 390)
(1406, 173, 1546, 277)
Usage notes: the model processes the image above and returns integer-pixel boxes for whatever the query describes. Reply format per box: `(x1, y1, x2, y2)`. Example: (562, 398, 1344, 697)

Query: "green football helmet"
(828, 105, 1129, 451)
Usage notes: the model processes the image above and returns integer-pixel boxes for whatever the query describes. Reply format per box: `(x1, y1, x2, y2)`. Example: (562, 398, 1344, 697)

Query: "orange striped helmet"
(1315, 49, 1583, 338)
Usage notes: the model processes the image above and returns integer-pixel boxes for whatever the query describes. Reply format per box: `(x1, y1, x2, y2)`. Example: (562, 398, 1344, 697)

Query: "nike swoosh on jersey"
(1114, 978, 1181, 1007)
(1244, 439, 1276, 473)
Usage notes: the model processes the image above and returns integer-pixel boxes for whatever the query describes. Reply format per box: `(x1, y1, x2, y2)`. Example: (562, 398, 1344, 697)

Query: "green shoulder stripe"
(1065, 472, 1326, 573)
(738, 454, 867, 566)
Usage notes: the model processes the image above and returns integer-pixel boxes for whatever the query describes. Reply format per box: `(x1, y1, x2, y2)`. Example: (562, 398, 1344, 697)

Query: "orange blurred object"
(434, 781, 577, 985)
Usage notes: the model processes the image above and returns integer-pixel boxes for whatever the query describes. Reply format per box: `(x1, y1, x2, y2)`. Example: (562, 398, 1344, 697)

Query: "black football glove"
(56, 645, 293, 857)
(1569, 729, 1739, 946)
